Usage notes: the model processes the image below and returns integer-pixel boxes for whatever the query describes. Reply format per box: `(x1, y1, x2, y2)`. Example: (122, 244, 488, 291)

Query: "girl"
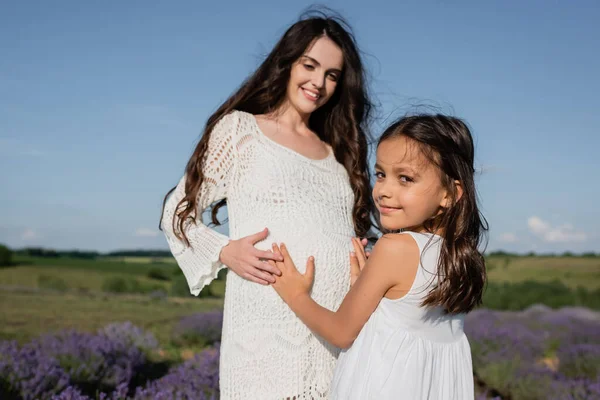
(270, 114, 487, 399)
(160, 12, 374, 399)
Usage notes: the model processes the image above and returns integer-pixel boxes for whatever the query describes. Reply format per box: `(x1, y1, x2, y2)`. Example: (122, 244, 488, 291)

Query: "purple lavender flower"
(0, 322, 157, 400)
(33, 328, 147, 392)
(0, 339, 70, 400)
(100, 322, 158, 352)
(557, 344, 600, 380)
(51, 385, 91, 400)
(133, 345, 220, 400)
(172, 311, 223, 347)
(549, 375, 600, 400)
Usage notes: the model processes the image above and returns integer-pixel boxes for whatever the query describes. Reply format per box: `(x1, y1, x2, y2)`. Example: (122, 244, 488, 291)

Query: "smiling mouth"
(378, 204, 401, 214)
(301, 88, 320, 101)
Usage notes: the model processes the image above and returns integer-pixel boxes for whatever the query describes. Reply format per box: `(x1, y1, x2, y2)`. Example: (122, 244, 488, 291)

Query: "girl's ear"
(441, 180, 463, 208)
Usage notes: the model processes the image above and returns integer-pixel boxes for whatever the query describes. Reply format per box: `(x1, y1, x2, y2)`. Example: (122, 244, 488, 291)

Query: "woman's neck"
(269, 101, 311, 132)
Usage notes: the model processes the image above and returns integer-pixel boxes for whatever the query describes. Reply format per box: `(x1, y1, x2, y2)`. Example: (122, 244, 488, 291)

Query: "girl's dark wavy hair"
(378, 115, 488, 314)
(160, 10, 375, 245)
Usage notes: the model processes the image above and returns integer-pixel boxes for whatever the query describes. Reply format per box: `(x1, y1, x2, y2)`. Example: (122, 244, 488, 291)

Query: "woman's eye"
(327, 73, 339, 82)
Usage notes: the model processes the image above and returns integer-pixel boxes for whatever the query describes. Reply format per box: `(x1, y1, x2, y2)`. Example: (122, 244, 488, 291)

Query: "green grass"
(11, 255, 172, 275)
(0, 254, 597, 348)
(0, 265, 171, 292)
(486, 256, 600, 290)
(102, 256, 177, 264)
(0, 289, 223, 344)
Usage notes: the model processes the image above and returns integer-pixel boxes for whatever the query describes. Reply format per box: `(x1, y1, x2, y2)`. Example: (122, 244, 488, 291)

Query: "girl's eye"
(374, 172, 385, 179)
(399, 175, 413, 183)
(304, 64, 315, 70)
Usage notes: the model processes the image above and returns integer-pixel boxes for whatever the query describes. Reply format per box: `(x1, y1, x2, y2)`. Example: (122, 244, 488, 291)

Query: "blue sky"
(1, 1, 598, 254)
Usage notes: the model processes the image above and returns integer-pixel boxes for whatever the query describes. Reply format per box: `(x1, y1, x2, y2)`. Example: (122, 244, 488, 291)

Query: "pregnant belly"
(224, 232, 352, 324)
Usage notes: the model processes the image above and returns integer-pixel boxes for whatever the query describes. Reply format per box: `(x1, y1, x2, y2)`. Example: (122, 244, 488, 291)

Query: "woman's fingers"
(242, 270, 271, 285)
(255, 249, 283, 262)
(247, 227, 269, 244)
(253, 259, 281, 277)
(247, 266, 276, 284)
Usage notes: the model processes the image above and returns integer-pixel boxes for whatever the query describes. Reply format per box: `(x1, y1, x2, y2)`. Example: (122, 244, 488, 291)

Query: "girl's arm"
(271, 234, 420, 349)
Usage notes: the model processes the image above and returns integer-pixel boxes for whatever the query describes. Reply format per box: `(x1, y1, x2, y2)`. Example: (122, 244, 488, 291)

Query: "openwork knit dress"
(161, 110, 355, 399)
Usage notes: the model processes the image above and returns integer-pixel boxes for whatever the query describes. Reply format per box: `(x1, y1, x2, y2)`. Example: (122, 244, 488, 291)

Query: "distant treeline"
(4, 246, 599, 259)
(14, 247, 172, 259)
(487, 250, 598, 258)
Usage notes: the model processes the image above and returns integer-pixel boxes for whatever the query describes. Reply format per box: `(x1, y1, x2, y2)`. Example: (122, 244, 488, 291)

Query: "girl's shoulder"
(368, 233, 420, 275)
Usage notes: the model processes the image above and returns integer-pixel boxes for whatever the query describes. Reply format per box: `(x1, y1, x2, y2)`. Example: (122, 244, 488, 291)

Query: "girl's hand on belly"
(269, 243, 315, 307)
(350, 237, 368, 287)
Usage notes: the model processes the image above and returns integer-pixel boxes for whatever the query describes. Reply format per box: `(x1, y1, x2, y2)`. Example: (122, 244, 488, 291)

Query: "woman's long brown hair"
(160, 11, 375, 245)
(378, 115, 488, 314)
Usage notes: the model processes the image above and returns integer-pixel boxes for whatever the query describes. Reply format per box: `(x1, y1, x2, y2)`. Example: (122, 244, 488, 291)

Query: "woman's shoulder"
(211, 110, 256, 138)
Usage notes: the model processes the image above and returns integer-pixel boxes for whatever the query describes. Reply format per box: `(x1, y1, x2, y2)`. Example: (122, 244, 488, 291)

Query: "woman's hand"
(350, 237, 368, 287)
(219, 228, 283, 285)
(269, 243, 315, 306)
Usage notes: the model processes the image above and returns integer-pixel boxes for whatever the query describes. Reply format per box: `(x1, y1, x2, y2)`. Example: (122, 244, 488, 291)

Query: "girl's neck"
(402, 224, 445, 237)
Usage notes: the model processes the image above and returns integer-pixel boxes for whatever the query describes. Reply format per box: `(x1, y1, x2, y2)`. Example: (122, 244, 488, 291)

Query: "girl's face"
(285, 36, 343, 116)
(373, 135, 451, 233)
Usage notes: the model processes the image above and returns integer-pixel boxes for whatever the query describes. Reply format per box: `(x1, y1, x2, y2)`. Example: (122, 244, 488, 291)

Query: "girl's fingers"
(279, 243, 293, 268)
(350, 251, 360, 276)
(272, 243, 282, 257)
(272, 243, 286, 270)
(351, 239, 367, 270)
(305, 256, 315, 283)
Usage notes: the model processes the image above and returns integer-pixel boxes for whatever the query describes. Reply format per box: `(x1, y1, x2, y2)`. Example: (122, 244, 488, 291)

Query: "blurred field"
(0, 255, 226, 344)
(0, 255, 226, 295)
(486, 256, 600, 290)
(102, 256, 177, 264)
(0, 289, 222, 344)
(0, 254, 598, 346)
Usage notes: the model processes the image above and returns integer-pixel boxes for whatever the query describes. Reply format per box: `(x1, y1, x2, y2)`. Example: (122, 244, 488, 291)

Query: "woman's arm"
(271, 234, 420, 348)
(162, 112, 282, 295)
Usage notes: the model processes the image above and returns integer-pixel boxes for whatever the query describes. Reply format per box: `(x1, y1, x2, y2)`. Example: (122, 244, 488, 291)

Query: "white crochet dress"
(161, 110, 355, 399)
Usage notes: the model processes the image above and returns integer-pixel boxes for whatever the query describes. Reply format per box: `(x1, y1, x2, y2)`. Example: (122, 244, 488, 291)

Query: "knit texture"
(162, 110, 356, 399)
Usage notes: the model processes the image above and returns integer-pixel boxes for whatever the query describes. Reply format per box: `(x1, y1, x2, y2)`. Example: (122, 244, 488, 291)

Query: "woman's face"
(285, 36, 344, 116)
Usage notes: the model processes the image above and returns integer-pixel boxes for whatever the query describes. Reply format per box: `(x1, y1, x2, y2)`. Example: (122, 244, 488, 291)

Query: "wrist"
(219, 241, 232, 265)
(288, 291, 311, 311)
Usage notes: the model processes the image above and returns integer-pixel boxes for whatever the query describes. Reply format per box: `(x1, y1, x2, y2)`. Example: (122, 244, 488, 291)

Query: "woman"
(160, 12, 374, 399)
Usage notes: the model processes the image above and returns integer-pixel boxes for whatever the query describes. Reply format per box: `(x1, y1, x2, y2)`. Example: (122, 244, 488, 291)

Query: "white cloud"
(21, 229, 38, 241)
(134, 228, 159, 238)
(527, 216, 587, 243)
(499, 233, 517, 243)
